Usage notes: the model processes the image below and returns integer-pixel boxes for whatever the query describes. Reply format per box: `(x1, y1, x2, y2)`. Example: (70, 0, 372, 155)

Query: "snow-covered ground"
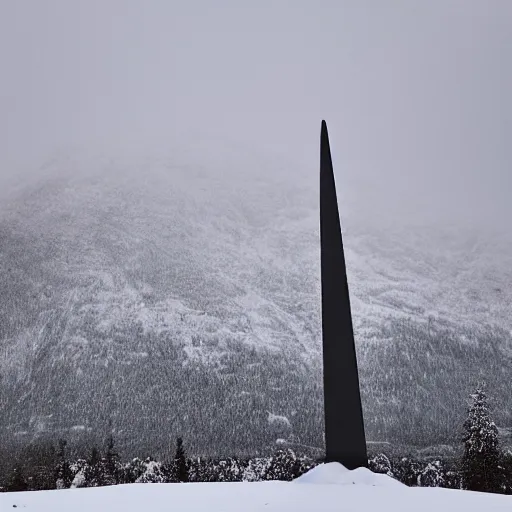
(1, 463, 510, 511)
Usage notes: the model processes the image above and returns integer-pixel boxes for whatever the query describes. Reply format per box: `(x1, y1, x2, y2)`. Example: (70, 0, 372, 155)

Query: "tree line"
(1, 386, 511, 494)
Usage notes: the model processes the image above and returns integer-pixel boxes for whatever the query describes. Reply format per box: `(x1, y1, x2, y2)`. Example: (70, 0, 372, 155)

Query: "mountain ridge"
(1, 152, 511, 456)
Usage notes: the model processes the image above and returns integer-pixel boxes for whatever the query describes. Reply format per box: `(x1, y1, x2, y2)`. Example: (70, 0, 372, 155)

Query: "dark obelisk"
(320, 120, 367, 469)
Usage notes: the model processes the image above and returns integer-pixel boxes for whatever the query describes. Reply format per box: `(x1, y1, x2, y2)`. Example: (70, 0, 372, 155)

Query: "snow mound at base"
(293, 463, 405, 488)
(293, 462, 349, 484)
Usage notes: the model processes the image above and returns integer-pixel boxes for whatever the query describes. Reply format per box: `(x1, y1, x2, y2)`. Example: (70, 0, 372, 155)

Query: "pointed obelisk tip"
(321, 120, 329, 143)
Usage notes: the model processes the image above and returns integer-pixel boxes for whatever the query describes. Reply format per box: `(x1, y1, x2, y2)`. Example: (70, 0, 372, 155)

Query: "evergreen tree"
(121, 458, 146, 484)
(417, 460, 445, 488)
(6, 466, 28, 492)
(104, 434, 120, 485)
(368, 453, 393, 476)
(135, 458, 167, 483)
(54, 439, 73, 489)
(242, 457, 272, 482)
(501, 451, 512, 494)
(393, 457, 421, 487)
(84, 446, 104, 487)
(89, 446, 101, 467)
(25, 440, 58, 490)
(69, 459, 88, 488)
(213, 458, 244, 482)
(265, 449, 312, 481)
(173, 437, 189, 483)
(186, 457, 219, 483)
(460, 386, 503, 493)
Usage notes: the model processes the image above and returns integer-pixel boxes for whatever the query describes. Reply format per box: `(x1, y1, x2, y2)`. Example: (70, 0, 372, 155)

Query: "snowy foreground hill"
(1, 146, 512, 455)
(1, 464, 510, 511)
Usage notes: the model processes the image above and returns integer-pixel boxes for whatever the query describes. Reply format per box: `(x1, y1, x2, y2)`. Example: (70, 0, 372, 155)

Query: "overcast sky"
(1, 1, 511, 230)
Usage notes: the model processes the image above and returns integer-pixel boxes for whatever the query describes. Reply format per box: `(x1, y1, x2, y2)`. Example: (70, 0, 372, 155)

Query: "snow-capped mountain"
(1, 149, 511, 457)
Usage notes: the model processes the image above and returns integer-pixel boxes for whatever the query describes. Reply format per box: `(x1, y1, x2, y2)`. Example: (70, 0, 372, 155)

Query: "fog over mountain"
(1, 145, 511, 458)
(1, 1, 512, 457)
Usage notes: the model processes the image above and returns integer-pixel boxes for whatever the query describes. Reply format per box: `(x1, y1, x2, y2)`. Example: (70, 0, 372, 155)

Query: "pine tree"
(460, 386, 503, 493)
(417, 460, 445, 488)
(104, 434, 120, 485)
(54, 439, 73, 489)
(501, 451, 512, 494)
(368, 453, 393, 476)
(84, 446, 104, 487)
(135, 458, 167, 483)
(265, 449, 310, 481)
(240, 457, 269, 482)
(173, 437, 189, 483)
(6, 466, 28, 492)
(121, 458, 146, 484)
(393, 457, 421, 487)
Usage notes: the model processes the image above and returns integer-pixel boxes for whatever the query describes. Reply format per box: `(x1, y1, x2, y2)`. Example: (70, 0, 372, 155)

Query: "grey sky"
(1, 1, 511, 230)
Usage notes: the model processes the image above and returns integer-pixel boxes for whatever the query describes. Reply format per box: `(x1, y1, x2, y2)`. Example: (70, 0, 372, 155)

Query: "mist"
(2, 1, 512, 464)
(1, 0, 511, 231)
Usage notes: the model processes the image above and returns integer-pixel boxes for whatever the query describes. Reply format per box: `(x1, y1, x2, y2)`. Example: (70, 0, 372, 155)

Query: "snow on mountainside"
(345, 221, 512, 338)
(0, 149, 511, 456)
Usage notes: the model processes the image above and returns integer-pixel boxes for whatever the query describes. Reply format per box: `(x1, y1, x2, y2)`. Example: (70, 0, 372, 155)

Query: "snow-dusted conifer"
(265, 449, 313, 481)
(121, 458, 146, 484)
(461, 386, 502, 493)
(103, 434, 121, 485)
(135, 458, 167, 483)
(215, 458, 245, 482)
(242, 457, 271, 482)
(69, 459, 88, 488)
(174, 437, 189, 482)
(54, 439, 73, 489)
(417, 460, 445, 488)
(392, 457, 425, 487)
(368, 453, 393, 476)
(6, 467, 28, 492)
(501, 451, 512, 493)
(84, 447, 104, 487)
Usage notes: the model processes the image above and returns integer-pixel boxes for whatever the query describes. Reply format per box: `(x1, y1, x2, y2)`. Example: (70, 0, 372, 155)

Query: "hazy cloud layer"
(1, 1, 511, 230)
